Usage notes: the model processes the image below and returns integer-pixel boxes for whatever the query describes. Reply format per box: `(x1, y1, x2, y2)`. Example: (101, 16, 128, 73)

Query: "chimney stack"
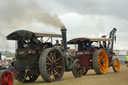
(61, 26, 67, 51)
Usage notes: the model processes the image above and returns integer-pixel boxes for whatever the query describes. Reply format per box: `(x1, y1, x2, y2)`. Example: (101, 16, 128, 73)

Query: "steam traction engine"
(6, 26, 73, 83)
(68, 28, 120, 77)
(6, 26, 120, 83)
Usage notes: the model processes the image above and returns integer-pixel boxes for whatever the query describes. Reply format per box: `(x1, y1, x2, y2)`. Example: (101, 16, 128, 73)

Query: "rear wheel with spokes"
(39, 48, 64, 82)
(93, 49, 109, 74)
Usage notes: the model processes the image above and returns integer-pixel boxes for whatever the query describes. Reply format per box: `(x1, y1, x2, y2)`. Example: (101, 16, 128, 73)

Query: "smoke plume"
(0, 0, 64, 51)
(0, 0, 63, 29)
(28, 0, 64, 28)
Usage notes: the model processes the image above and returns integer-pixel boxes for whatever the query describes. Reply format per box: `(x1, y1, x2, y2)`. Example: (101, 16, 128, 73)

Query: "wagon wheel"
(112, 58, 120, 72)
(72, 59, 85, 78)
(0, 70, 13, 85)
(92, 49, 109, 74)
(17, 70, 39, 83)
(39, 48, 64, 82)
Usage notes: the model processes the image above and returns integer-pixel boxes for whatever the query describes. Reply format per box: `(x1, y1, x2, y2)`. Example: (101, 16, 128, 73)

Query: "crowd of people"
(0, 58, 16, 71)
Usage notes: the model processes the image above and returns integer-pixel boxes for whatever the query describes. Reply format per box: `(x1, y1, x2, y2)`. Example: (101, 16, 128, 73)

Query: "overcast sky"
(0, 0, 128, 52)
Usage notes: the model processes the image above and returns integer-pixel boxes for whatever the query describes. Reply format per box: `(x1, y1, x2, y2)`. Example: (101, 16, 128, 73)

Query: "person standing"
(9, 58, 16, 72)
(2, 58, 9, 69)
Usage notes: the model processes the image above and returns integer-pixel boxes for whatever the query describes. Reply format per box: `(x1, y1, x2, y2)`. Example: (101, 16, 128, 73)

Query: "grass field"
(14, 64, 128, 85)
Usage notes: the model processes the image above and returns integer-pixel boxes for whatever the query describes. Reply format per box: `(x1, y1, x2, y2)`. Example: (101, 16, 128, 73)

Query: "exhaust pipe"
(61, 26, 67, 51)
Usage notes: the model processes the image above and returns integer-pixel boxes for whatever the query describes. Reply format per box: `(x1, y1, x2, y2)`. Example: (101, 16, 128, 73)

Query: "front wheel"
(112, 58, 120, 72)
(16, 70, 39, 83)
(72, 59, 85, 78)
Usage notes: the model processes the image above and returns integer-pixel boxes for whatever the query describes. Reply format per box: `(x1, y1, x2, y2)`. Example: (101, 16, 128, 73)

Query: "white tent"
(1, 55, 7, 60)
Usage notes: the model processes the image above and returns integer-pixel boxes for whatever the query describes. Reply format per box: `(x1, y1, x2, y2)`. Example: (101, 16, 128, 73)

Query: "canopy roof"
(7, 30, 62, 40)
(35, 33, 62, 38)
(67, 37, 112, 44)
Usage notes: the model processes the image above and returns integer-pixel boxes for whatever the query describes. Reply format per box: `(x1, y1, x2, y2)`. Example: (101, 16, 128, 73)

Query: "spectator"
(2, 58, 9, 69)
(9, 58, 16, 72)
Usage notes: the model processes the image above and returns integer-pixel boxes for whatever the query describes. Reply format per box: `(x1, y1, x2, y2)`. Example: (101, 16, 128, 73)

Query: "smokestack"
(61, 26, 67, 51)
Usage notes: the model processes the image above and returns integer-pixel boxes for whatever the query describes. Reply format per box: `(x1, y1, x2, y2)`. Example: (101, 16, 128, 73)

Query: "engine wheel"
(17, 70, 39, 83)
(0, 70, 13, 85)
(72, 59, 85, 78)
(39, 48, 64, 82)
(112, 58, 120, 72)
(26, 70, 39, 82)
(92, 49, 109, 74)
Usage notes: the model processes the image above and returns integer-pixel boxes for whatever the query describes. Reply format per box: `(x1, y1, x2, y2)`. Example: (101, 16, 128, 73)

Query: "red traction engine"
(67, 28, 120, 77)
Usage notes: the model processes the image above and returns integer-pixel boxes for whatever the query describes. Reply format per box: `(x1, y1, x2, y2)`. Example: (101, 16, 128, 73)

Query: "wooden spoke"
(53, 69, 60, 77)
(47, 67, 52, 72)
(54, 51, 57, 59)
(49, 52, 54, 61)
(55, 57, 61, 62)
(56, 66, 62, 68)
(46, 62, 51, 66)
(47, 56, 53, 63)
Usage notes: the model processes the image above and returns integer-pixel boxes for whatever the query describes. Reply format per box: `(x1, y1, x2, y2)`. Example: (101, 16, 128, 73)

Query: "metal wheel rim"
(72, 60, 84, 77)
(46, 49, 64, 81)
(97, 50, 108, 74)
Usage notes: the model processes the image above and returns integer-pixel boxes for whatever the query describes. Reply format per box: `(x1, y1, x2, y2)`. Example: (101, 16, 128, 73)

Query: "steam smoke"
(0, 0, 64, 29)
(29, 0, 64, 28)
(0, 0, 64, 51)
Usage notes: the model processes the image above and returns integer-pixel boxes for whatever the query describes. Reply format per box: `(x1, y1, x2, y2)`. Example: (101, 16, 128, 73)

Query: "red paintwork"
(0, 71, 13, 85)
(76, 48, 96, 70)
(76, 48, 114, 70)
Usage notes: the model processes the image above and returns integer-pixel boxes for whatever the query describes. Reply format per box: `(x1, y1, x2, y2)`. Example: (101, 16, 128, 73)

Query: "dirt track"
(15, 64, 128, 85)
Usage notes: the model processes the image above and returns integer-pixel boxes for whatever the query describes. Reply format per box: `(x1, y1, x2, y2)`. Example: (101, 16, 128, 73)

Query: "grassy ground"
(14, 64, 128, 85)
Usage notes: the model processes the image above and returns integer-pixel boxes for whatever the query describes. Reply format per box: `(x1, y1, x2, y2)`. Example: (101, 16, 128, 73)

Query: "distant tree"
(1, 51, 15, 57)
